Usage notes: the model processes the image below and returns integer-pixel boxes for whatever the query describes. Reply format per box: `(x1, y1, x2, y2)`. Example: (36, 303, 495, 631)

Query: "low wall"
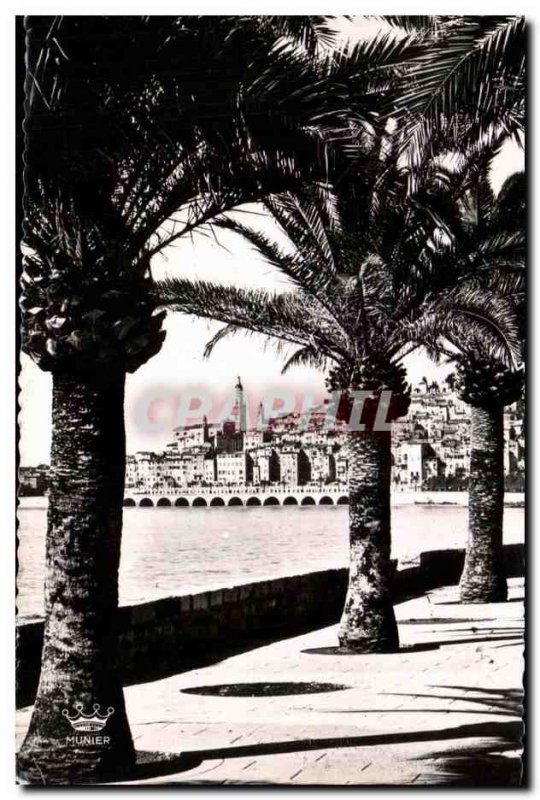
(16, 542, 524, 708)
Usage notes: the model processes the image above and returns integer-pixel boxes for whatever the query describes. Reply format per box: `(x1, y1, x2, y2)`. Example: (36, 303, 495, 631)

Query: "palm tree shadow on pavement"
(434, 597, 524, 606)
(414, 687, 524, 786)
(302, 643, 440, 655)
(115, 717, 522, 785)
(115, 685, 523, 784)
(314, 685, 523, 719)
(387, 686, 523, 716)
(419, 745, 522, 786)
(302, 631, 522, 656)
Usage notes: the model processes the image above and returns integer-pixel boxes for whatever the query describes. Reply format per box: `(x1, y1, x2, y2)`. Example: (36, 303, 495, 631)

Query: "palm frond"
(264, 191, 338, 272)
(213, 214, 335, 296)
(281, 345, 329, 374)
(203, 323, 241, 359)
(393, 16, 525, 150)
(154, 276, 350, 361)
(382, 16, 448, 35)
(264, 16, 341, 55)
(397, 284, 523, 369)
(25, 15, 393, 290)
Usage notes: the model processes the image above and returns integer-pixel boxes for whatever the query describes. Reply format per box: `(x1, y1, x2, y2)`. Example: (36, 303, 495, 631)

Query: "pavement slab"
(16, 577, 524, 786)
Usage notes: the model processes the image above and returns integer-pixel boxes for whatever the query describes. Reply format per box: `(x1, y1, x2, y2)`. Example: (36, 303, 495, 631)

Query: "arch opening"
(283, 496, 298, 506)
(246, 497, 262, 506)
(174, 497, 189, 507)
(139, 498, 154, 507)
(319, 496, 334, 505)
(123, 498, 136, 507)
(157, 498, 172, 507)
(337, 496, 349, 505)
(192, 497, 208, 507)
(263, 497, 280, 506)
(228, 497, 243, 507)
(300, 496, 316, 506)
(210, 497, 225, 507)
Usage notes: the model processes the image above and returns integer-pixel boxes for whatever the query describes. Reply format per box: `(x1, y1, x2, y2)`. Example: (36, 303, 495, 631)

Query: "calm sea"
(16, 504, 525, 620)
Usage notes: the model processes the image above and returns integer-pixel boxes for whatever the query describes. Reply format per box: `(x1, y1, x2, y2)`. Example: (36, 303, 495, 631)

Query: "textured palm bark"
(17, 371, 135, 784)
(338, 429, 399, 653)
(459, 404, 507, 603)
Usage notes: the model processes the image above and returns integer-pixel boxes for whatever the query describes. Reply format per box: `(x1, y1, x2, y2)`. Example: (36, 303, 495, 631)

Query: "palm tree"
(456, 355, 524, 602)
(408, 165, 525, 603)
(18, 16, 415, 783)
(156, 130, 505, 652)
(455, 172, 524, 603)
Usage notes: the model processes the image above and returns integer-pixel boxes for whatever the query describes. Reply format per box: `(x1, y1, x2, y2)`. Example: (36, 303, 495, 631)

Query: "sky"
(17, 17, 526, 466)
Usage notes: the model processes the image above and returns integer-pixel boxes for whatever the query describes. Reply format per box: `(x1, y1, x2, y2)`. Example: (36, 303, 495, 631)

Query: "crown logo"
(62, 703, 114, 732)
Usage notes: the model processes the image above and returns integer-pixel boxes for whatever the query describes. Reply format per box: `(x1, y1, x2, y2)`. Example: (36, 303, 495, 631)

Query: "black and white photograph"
(15, 13, 525, 786)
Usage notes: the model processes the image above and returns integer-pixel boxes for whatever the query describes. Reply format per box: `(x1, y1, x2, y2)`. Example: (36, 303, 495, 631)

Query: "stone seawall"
(16, 543, 524, 708)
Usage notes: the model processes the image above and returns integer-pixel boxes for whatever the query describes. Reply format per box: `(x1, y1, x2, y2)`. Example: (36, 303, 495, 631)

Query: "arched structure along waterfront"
(124, 486, 349, 508)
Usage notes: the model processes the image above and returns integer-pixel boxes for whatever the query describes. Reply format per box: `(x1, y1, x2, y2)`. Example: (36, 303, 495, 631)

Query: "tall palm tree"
(455, 173, 524, 604)
(408, 165, 525, 603)
(156, 131, 515, 652)
(456, 354, 524, 602)
(18, 16, 416, 783)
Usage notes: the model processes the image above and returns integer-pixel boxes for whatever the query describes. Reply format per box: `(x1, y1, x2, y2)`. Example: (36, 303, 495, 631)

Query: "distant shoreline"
(18, 491, 525, 510)
(392, 491, 524, 508)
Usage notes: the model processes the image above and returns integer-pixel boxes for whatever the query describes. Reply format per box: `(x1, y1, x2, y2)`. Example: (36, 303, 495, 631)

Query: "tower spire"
(233, 376, 247, 432)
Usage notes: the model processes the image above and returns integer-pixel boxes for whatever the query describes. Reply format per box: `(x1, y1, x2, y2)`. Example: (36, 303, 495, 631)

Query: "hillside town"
(19, 376, 525, 497)
(120, 377, 525, 495)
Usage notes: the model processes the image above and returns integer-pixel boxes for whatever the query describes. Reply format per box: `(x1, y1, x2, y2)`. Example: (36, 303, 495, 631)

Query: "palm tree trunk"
(17, 370, 135, 784)
(459, 404, 507, 603)
(338, 429, 399, 652)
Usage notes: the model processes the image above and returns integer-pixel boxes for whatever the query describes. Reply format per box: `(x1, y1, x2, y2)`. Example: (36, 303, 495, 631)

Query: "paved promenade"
(16, 577, 524, 786)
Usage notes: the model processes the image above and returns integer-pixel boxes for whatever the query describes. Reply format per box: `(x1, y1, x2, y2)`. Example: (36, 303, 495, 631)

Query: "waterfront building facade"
(20, 377, 524, 497)
(120, 378, 524, 494)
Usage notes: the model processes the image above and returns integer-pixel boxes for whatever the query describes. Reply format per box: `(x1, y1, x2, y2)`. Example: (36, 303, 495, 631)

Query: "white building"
(172, 422, 208, 452)
(249, 446, 280, 485)
(393, 442, 440, 488)
(203, 454, 216, 484)
(216, 452, 253, 485)
(126, 452, 163, 488)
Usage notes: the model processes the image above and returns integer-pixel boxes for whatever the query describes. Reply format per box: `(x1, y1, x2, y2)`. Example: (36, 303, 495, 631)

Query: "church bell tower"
(234, 376, 247, 433)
